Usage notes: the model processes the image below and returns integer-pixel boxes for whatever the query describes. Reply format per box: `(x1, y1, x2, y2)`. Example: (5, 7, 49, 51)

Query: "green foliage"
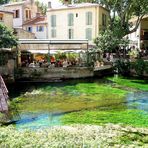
(94, 28, 129, 52)
(35, 0, 47, 15)
(114, 60, 131, 76)
(0, 52, 9, 66)
(0, 24, 18, 49)
(0, 0, 9, 4)
(62, 109, 148, 127)
(132, 59, 148, 77)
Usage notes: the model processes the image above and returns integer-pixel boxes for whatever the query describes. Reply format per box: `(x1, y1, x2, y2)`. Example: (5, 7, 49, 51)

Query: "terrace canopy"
(16, 39, 89, 66)
(18, 39, 88, 53)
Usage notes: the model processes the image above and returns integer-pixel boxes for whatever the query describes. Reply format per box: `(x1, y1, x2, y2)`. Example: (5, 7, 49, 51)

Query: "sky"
(39, 0, 62, 8)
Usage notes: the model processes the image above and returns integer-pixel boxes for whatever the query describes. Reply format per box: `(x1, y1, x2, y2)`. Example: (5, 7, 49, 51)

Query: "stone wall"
(18, 67, 94, 80)
(0, 59, 15, 82)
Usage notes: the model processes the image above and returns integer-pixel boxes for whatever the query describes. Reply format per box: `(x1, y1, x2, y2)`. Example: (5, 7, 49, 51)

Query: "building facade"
(47, 3, 109, 44)
(22, 14, 48, 39)
(3, 0, 38, 28)
(128, 16, 148, 50)
(0, 10, 13, 29)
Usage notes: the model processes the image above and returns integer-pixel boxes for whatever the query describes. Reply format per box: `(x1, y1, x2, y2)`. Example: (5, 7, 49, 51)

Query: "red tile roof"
(23, 15, 47, 26)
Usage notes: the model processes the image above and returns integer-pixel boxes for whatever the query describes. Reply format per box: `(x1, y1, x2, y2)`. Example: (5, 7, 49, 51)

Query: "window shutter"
(68, 13, 74, 26)
(86, 12, 92, 25)
(86, 28, 92, 40)
(51, 15, 56, 27)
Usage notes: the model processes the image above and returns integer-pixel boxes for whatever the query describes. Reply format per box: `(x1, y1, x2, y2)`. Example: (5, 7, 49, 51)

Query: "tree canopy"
(0, 24, 18, 49)
(0, 0, 9, 4)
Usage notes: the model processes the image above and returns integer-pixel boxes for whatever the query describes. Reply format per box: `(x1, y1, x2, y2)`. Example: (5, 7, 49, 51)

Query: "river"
(7, 76, 148, 130)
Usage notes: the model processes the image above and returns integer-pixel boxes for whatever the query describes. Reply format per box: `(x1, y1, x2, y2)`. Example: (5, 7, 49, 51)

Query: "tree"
(0, 0, 10, 4)
(35, 0, 47, 15)
(0, 24, 18, 49)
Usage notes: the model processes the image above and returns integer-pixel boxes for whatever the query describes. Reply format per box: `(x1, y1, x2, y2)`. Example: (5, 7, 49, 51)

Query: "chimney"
(48, 1, 52, 8)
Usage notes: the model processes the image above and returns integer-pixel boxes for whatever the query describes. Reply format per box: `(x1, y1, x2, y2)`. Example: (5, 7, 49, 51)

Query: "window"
(51, 15, 56, 27)
(102, 13, 107, 26)
(68, 13, 74, 26)
(51, 29, 56, 38)
(86, 12, 92, 25)
(27, 26, 32, 32)
(25, 9, 31, 20)
(86, 28, 92, 40)
(37, 26, 44, 32)
(0, 13, 3, 21)
(14, 9, 20, 18)
(68, 29, 74, 39)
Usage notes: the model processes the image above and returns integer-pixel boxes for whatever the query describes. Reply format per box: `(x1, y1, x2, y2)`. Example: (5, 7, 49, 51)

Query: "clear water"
(127, 92, 148, 112)
(15, 112, 62, 130)
(8, 77, 148, 130)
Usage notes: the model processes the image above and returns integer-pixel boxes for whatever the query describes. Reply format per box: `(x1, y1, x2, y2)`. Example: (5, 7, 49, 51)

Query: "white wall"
(23, 24, 48, 39)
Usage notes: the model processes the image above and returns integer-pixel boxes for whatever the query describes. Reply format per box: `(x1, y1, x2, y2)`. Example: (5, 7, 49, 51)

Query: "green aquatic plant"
(108, 76, 148, 91)
(62, 109, 148, 127)
(11, 82, 127, 114)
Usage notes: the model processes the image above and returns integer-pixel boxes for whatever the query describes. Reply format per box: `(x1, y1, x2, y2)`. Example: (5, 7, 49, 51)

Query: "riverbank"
(0, 124, 148, 147)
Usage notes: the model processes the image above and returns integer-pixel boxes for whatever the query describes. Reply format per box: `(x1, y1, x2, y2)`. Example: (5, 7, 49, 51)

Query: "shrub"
(133, 59, 146, 76)
(114, 60, 131, 76)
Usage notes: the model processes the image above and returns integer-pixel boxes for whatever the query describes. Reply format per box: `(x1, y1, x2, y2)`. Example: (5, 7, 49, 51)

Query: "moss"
(62, 109, 148, 127)
(108, 76, 148, 91)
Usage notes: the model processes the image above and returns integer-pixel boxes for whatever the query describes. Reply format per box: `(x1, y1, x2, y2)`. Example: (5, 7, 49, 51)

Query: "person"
(63, 59, 68, 68)
(50, 56, 55, 64)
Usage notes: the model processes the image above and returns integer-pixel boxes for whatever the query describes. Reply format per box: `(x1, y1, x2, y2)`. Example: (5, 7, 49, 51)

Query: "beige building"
(47, 3, 109, 44)
(0, 10, 13, 29)
(23, 14, 48, 39)
(3, 0, 38, 28)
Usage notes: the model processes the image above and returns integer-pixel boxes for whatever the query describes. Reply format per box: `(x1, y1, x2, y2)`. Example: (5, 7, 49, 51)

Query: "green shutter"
(51, 15, 56, 27)
(68, 13, 74, 26)
(86, 28, 92, 40)
(51, 29, 56, 38)
(86, 12, 92, 25)
(68, 29, 74, 39)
